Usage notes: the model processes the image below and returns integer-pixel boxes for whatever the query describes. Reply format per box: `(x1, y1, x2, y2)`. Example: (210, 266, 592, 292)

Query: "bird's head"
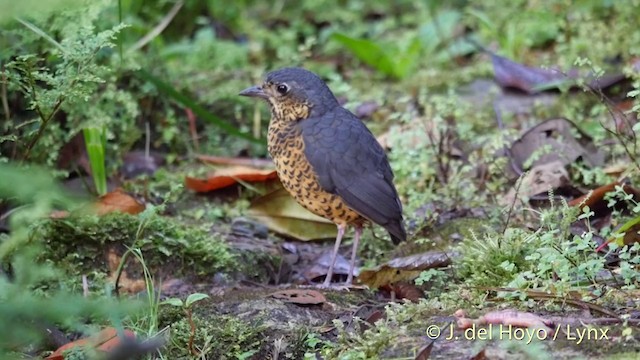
(239, 67, 339, 121)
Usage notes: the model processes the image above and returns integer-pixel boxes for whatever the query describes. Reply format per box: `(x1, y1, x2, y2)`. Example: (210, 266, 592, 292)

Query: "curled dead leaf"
(509, 118, 604, 174)
(270, 289, 326, 305)
(358, 251, 451, 289)
(185, 166, 278, 192)
(500, 161, 569, 207)
(95, 189, 145, 216)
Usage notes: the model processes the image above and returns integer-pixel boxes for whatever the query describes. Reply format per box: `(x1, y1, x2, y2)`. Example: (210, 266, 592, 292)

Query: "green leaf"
(15, 18, 65, 53)
(419, 9, 461, 53)
(331, 33, 399, 79)
(161, 298, 184, 307)
(83, 127, 107, 196)
(185, 293, 209, 307)
(136, 70, 264, 145)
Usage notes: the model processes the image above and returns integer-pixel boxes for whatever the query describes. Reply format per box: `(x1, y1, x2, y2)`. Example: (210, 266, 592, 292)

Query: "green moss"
(32, 211, 235, 279)
(162, 311, 266, 359)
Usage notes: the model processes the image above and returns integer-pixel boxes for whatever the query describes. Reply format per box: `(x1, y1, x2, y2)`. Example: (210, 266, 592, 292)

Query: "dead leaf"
(94, 189, 145, 216)
(491, 53, 572, 94)
(185, 166, 278, 192)
(46, 327, 136, 360)
(247, 186, 337, 241)
(270, 289, 326, 305)
(304, 251, 355, 282)
(500, 161, 569, 207)
(491, 53, 639, 94)
(470, 348, 487, 360)
(569, 181, 640, 223)
(414, 342, 434, 360)
(454, 309, 554, 335)
(358, 251, 451, 289)
(509, 118, 604, 173)
(388, 282, 424, 302)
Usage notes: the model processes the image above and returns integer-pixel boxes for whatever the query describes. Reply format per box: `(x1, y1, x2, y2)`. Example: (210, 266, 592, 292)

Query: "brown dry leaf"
(570, 181, 640, 221)
(414, 342, 434, 360)
(500, 161, 569, 207)
(247, 186, 337, 241)
(270, 289, 326, 305)
(46, 327, 136, 360)
(185, 166, 278, 192)
(357, 251, 451, 289)
(95, 189, 145, 216)
(389, 282, 424, 302)
(509, 118, 604, 172)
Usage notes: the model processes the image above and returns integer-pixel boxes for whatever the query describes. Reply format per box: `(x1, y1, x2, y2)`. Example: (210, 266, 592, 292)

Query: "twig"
(82, 275, 89, 297)
(145, 121, 151, 158)
(127, 0, 184, 53)
(1, 63, 9, 122)
(185, 108, 199, 152)
(502, 173, 524, 238)
(186, 307, 199, 356)
(22, 97, 64, 162)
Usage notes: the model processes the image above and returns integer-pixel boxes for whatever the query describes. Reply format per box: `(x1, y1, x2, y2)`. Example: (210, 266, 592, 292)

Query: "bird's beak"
(239, 85, 268, 99)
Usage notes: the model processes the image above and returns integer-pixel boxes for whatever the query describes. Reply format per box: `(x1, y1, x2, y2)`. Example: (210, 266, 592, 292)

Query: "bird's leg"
(346, 226, 362, 285)
(322, 223, 346, 287)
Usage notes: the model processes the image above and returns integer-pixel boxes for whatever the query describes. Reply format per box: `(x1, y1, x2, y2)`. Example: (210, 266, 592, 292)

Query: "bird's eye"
(276, 84, 289, 95)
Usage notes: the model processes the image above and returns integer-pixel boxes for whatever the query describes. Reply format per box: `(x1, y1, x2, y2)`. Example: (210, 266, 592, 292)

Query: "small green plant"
(162, 293, 210, 357)
(83, 126, 107, 196)
(332, 8, 470, 80)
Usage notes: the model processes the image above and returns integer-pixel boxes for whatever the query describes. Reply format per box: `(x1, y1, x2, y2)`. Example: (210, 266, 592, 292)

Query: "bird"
(240, 67, 406, 287)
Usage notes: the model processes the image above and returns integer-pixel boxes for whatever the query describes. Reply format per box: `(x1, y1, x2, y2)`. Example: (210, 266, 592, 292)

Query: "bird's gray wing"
(300, 107, 406, 243)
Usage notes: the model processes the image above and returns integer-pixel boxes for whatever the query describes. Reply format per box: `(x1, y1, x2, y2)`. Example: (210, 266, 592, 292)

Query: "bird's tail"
(386, 220, 406, 244)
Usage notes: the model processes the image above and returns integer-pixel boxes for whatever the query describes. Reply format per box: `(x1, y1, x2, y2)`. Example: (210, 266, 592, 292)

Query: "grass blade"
(137, 70, 264, 145)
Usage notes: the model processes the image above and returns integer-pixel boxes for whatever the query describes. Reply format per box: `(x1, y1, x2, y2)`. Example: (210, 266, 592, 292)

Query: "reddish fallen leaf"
(570, 181, 640, 216)
(270, 289, 326, 305)
(185, 166, 278, 192)
(47, 327, 135, 360)
(454, 309, 554, 335)
(94, 189, 145, 215)
(386, 282, 424, 302)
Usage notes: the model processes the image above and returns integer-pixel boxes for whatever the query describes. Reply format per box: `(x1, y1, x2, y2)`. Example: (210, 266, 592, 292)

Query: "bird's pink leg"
(346, 226, 362, 285)
(323, 223, 346, 287)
